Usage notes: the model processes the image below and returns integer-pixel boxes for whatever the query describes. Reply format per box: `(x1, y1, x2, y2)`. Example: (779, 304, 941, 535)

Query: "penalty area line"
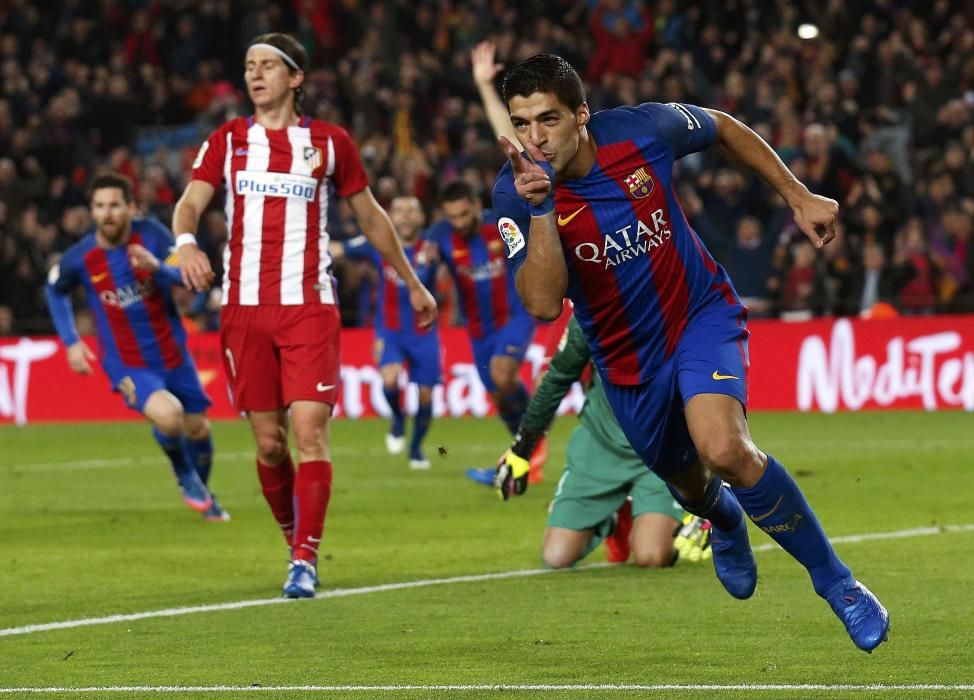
(0, 523, 971, 639)
(1, 684, 974, 694)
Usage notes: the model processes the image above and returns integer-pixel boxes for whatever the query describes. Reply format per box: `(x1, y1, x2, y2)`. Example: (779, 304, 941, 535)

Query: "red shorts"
(220, 304, 340, 412)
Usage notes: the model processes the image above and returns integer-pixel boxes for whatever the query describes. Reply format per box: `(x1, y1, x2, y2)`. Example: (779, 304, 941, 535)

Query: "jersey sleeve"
(635, 102, 717, 159)
(342, 234, 374, 258)
(330, 127, 370, 198)
(518, 315, 591, 439)
(190, 123, 230, 188)
(491, 164, 531, 276)
(138, 219, 183, 287)
(44, 253, 81, 347)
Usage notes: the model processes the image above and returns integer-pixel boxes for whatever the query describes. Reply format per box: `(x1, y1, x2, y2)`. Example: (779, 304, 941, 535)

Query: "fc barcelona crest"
(624, 167, 654, 199)
(303, 146, 323, 170)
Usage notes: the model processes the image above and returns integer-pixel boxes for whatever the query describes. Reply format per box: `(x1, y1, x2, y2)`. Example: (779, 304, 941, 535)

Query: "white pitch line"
(9, 434, 974, 472)
(1, 684, 973, 693)
(1, 523, 971, 639)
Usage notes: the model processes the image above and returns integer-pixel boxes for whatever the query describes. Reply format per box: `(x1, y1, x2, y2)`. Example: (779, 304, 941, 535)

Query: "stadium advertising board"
(3, 315, 974, 424)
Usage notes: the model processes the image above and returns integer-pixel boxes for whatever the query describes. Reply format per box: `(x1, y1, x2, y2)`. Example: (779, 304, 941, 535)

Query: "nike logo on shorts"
(712, 370, 739, 380)
(316, 383, 335, 392)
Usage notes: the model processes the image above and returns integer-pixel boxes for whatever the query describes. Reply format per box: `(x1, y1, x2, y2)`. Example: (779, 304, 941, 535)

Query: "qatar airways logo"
(100, 278, 155, 309)
(457, 257, 506, 282)
(235, 170, 318, 201)
(797, 319, 974, 412)
(573, 209, 672, 269)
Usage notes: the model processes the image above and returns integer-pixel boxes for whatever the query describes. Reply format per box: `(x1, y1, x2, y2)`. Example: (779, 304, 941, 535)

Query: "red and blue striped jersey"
(343, 235, 438, 334)
(45, 217, 189, 373)
(427, 211, 529, 340)
(493, 102, 743, 386)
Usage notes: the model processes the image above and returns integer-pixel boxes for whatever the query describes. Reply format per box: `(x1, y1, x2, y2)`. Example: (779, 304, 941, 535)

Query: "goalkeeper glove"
(493, 449, 531, 500)
(674, 514, 712, 563)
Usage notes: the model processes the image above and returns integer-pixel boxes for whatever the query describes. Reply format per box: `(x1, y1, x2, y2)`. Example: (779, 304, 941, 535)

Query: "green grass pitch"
(1, 411, 973, 699)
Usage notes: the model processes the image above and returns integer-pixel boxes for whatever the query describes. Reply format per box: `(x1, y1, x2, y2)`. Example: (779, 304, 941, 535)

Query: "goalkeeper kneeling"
(494, 315, 711, 568)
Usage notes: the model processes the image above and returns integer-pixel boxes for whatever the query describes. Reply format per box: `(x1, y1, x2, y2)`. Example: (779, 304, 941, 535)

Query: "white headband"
(248, 43, 302, 72)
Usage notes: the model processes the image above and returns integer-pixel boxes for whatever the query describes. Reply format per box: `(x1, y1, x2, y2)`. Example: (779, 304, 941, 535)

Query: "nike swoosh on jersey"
(316, 383, 335, 392)
(556, 205, 588, 226)
(712, 370, 739, 380)
(90, 272, 109, 283)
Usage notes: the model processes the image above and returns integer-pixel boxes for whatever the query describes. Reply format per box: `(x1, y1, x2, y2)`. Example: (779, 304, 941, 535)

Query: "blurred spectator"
(1, 2, 973, 333)
(893, 218, 941, 315)
(722, 216, 777, 318)
(847, 242, 901, 316)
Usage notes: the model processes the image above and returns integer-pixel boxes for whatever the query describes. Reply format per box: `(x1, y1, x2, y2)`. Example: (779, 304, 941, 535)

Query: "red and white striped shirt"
(191, 115, 369, 306)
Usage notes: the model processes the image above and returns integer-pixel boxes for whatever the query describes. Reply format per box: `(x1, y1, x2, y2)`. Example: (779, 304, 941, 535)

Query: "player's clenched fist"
(178, 243, 215, 291)
(409, 284, 438, 330)
(66, 340, 96, 375)
(494, 449, 530, 500)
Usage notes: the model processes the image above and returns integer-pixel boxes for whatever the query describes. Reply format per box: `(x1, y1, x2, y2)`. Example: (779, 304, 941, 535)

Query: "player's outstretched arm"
(471, 41, 519, 144)
(704, 108, 838, 249)
(172, 180, 217, 291)
(347, 187, 437, 329)
(495, 316, 590, 500)
(497, 136, 567, 321)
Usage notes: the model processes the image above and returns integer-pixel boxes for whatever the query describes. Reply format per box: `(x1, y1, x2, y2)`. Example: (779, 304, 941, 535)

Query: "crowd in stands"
(1, 0, 973, 335)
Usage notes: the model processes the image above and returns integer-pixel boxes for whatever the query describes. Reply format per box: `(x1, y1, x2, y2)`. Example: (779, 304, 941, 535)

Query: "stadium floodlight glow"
(797, 23, 820, 40)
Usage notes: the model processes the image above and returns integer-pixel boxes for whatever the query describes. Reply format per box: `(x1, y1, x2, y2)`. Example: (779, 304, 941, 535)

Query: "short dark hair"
(502, 54, 586, 111)
(248, 33, 308, 114)
(440, 180, 475, 204)
(88, 173, 133, 203)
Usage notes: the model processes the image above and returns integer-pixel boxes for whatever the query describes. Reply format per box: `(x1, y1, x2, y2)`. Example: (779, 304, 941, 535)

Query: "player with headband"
(173, 33, 437, 598)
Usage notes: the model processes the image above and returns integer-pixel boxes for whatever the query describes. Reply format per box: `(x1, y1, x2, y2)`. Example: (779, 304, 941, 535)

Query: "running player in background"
(496, 314, 709, 569)
(45, 173, 226, 521)
(173, 33, 436, 598)
(424, 180, 545, 485)
(492, 54, 888, 651)
(331, 196, 441, 470)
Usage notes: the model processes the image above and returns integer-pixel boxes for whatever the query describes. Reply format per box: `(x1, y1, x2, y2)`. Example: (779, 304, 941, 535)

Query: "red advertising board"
(2, 315, 974, 425)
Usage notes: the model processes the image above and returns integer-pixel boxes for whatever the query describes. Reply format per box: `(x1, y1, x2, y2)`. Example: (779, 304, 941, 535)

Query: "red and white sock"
(292, 460, 333, 563)
(257, 455, 296, 546)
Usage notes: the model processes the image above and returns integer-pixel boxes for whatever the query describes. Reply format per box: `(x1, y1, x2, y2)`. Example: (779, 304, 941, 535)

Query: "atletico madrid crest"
(303, 146, 323, 170)
(624, 167, 655, 199)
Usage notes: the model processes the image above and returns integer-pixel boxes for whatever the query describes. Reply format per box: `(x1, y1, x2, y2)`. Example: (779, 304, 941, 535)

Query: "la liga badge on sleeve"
(498, 217, 525, 258)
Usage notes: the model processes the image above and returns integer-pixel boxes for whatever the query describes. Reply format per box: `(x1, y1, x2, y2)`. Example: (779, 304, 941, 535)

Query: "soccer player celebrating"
(492, 54, 889, 651)
(496, 314, 708, 569)
(331, 196, 441, 470)
(173, 33, 436, 598)
(45, 173, 225, 521)
(425, 181, 545, 485)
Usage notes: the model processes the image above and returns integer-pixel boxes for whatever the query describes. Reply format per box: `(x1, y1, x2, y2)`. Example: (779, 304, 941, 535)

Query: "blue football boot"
(201, 493, 230, 522)
(283, 559, 318, 599)
(823, 576, 890, 652)
(465, 466, 496, 487)
(710, 511, 758, 599)
(176, 470, 213, 513)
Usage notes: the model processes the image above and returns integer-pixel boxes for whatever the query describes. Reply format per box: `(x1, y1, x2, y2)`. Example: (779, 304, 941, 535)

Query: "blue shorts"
(471, 313, 536, 391)
(601, 304, 748, 478)
(375, 328, 443, 387)
(106, 359, 212, 415)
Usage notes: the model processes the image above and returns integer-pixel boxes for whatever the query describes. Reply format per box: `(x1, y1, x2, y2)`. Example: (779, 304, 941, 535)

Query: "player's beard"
(98, 222, 128, 247)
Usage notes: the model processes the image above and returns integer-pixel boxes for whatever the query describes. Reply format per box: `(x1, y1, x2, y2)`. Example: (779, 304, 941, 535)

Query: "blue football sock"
(410, 402, 433, 458)
(185, 434, 214, 485)
(383, 386, 404, 436)
(732, 455, 851, 596)
(152, 428, 194, 480)
(667, 474, 743, 533)
(497, 382, 529, 436)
